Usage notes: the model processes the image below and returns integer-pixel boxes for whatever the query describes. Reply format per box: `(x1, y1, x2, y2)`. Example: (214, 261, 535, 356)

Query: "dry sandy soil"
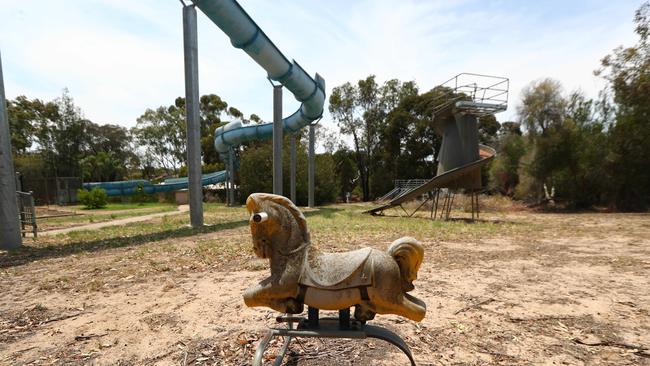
(1, 204, 649, 365)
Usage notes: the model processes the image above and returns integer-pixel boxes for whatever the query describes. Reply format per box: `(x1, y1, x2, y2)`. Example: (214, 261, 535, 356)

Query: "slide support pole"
(183, 4, 203, 227)
(228, 147, 235, 206)
(273, 85, 283, 195)
(290, 134, 296, 203)
(308, 124, 315, 208)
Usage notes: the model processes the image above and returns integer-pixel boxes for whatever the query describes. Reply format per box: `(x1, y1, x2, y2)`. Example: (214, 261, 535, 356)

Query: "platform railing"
(432, 73, 509, 116)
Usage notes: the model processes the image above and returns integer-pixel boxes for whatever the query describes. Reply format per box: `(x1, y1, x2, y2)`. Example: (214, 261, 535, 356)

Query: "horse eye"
(251, 212, 269, 223)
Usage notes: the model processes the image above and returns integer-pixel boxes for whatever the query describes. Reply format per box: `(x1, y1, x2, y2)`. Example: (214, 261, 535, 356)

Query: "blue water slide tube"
(191, 0, 326, 157)
(82, 170, 228, 197)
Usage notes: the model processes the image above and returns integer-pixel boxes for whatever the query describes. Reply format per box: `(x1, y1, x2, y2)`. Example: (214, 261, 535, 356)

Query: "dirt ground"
(1, 205, 649, 365)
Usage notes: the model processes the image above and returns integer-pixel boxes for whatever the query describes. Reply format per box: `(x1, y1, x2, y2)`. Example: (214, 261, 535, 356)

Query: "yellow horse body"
(243, 193, 426, 322)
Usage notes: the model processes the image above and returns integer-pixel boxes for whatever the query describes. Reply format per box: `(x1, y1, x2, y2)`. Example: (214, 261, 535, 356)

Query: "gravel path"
(39, 205, 190, 236)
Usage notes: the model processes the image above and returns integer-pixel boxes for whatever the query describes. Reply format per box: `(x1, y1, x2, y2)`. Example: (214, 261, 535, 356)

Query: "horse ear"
(246, 194, 261, 213)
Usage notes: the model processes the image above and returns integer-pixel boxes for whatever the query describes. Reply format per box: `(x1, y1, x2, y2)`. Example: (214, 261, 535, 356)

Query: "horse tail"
(387, 237, 424, 292)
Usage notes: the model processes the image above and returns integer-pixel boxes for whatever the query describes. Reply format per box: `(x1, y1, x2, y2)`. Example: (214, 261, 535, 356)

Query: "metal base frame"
(373, 189, 482, 222)
(253, 307, 416, 366)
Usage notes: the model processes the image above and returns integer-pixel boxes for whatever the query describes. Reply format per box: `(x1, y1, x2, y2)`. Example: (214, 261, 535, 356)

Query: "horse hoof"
(354, 306, 376, 322)
(285, 299, 304, 314)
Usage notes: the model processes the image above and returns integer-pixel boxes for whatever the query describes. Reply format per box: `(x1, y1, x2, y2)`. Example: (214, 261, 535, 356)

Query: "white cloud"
(0, 0, 641, 132)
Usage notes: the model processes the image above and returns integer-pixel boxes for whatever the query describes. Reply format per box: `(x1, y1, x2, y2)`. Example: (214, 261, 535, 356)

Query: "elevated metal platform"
(432, 73, 509, 118)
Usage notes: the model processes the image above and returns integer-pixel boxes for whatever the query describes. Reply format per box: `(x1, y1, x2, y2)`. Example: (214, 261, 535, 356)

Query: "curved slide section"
(83, 1, 324, 197)
(83, 170, 227, 197)
(191, 0, 326, 157)
(365, 145, 495, 215)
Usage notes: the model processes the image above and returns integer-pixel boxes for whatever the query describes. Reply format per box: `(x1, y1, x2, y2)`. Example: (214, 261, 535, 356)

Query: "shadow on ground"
(0, 207, 342, 269)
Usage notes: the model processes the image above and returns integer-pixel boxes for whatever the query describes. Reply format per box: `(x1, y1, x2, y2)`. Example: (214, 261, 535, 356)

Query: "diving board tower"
(367, 73, 508, 220)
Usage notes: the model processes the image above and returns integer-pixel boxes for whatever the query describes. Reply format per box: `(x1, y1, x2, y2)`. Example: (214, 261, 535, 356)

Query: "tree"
(333, 148, 357, 200)
(478, 114, 500, 145)
(6, 96, 55, 155)
(329, 76, 418, 200)
(377, 87, 448, 196)
(80, 152, 125, 182)
(198, 94, 229, 165)
(489, 122, 526, 195)
(26, 89, 90, 178)
(315, 125, 342, 154)
(518, 78, 566, 136)
(133, 105, 186, 174)
(238, 138, 338, 206)
(596, 1, 650, 210)
(135, 94, 241, 175)
(514, 84, 609, 208)
(249, 114, 262, 123)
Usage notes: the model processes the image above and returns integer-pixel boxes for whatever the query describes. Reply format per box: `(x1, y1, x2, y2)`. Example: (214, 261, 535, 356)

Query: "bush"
(77, 187, 108, 209)
(131, 183, 156, 205)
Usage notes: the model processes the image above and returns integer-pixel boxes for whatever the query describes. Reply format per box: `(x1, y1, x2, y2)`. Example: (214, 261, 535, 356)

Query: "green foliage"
(238, 137, 339, 206)
(314, 154, 339, 205)
(596, 1, 650, 210)
(478, 114, 501, 145)
(511, 2, 650, 209)
(130, 183, 157, 205)
(489, 129, 526, 196)
(239, 143, 273, 203)
(517, 78, 566, 137)
(132, 104, 186, 173)
(514, 83, 609, 207)
(332, 149, 358, 200)
(14, 153, 47, 184)
(80, 152, 125, 182)
(8, 90, 136, 181)
(329, 75, 419, 200)
(6, 96, 50, 155)
(77, 187, 108, 209)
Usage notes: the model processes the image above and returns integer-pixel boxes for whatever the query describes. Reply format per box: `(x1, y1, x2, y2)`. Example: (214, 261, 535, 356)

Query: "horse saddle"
(299, 247, 374, 290)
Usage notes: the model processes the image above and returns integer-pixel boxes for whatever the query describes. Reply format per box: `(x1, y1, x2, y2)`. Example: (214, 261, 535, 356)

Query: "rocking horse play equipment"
(366, 73, 508, 220)
(245, 193, 425, 365)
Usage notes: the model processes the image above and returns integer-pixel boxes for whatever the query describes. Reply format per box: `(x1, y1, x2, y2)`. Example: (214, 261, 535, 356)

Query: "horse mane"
(249, 193, 311, 243)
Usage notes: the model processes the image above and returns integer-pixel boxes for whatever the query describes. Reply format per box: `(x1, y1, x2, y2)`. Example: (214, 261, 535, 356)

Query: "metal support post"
(182, 4, 203, 227)
(272, 85, 283, 195)
(0, 52, 22, 249)
(228, 148, 235, 206)
(308, 124, 315, 208)
(15, 172, 22, 192)
(290, 134, 296, 203)
(225, 170, 230, 206)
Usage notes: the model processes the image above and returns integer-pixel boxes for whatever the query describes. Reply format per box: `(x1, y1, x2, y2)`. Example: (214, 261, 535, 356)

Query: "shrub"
(77, 187, 108, 209)
(131, 183, 156, 205)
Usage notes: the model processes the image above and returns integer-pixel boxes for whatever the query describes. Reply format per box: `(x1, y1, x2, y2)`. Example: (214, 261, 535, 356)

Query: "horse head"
(246, 193, 311, 259)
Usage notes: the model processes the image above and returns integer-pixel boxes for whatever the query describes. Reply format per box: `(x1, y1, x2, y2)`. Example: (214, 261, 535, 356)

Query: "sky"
(0, 0, 642, 134)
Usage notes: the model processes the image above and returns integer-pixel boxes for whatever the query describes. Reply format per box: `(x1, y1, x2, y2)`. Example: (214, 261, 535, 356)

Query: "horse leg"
(396, 294, 426, 321)
(367, 290, 426, 321)
(243, 280, 301, 313)
(354, 304, 376, 323)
